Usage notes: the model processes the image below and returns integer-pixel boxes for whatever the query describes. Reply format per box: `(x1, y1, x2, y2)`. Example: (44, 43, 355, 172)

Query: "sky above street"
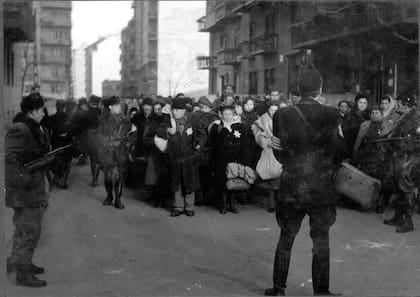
(71, 1, 206, 96)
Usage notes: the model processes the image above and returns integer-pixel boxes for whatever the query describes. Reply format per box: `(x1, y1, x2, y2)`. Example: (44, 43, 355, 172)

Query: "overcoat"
(5, 117, 51, 208)
(166, 112, 206, 194)
(208, 120, 253, 188)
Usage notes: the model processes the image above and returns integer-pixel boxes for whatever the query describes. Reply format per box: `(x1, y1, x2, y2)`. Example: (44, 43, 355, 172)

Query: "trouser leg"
(174, 189, 184, 212)
(184, 192, 195, 212)
(103, 168, 114, 205)
(309, 206, 336, 294)
(272, 203, 304, 290)
(9, 207, 45, 267)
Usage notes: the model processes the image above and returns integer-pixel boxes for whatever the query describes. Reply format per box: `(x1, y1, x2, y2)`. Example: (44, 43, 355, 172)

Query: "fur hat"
(21, 92, 45, 114)
(142, 97, 154, 107)
(89, 95, 101, 104)
(172, 97, 187, 110)
(398, 93, 417, 107)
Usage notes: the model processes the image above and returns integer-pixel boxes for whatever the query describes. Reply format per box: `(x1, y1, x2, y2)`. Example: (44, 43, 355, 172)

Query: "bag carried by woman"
(256, 148, 283, 180)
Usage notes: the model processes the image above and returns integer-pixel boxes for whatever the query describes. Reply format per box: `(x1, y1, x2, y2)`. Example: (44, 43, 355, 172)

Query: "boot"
(30, 263, 45, 275)
(312, 255, 332, 295)
(396, 213, 414, 233)
(16, 265, 47, 288)
(271, 253, 290, 297)
(114, 196, 125, 209)
(220, 193, 227, 214)
(383, 208, 404, 226)
(103, 193, 113, 206)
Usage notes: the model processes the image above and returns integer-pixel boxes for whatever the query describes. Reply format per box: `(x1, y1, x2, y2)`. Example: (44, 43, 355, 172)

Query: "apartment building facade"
(120, 1, 158, 98)
(33, 1, 72, 100)
(198, 1, 418, 104)
(102, 79, 121, 98)
(3, 1, 36, 124)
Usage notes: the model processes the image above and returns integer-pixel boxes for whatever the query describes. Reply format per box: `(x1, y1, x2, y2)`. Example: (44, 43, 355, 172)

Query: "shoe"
(220, 208, 227, 215)
(103, 195, 113, 206)
(16, 270, 47, 288)
(265, 288, 285, 296)
(396, 217, 414, 233)
(268, 207, 275, 213)
(185, 210, 195, 217)
(114, 200, 125, 209)
(314, 291, 341, 296)
(171, 210, 183, 217)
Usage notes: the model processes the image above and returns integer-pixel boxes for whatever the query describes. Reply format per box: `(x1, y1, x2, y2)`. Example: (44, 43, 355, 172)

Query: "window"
(264, 68, 275, 94)
(5, 47, 14, 86)
(249, 71, 258, 94)
(250, 21, 256, 39)
(219, 33, 227, 49)
(52, 67, 59, 77)
(265, 14, 276, 34)
(52, 84, 61, 94)
(233, 28, 240, 48)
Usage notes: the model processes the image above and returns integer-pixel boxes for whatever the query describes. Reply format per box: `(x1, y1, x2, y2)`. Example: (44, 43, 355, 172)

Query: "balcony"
(4, 2, 35, 42)
(196, 56, 217, 70)
(216, 48, 241, 65)
(197, 16, 206, 32)
(250, 34, 278, 55)
(40, 18, 72, 28)
(201, 2, 240, 32)
(290, 2, 418, 48)
(40, 1, 72, 9)
(41, 38, 71, 46)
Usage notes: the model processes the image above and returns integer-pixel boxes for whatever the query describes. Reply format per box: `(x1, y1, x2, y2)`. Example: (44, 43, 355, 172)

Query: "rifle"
(366, 136, 407, 144)
(23, 144, 73, 172)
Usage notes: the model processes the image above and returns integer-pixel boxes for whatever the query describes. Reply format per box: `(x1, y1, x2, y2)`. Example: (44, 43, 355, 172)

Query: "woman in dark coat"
(209, 104, 253, 214)
(97, 96, 132, 209)
(342, 94, 370, 158)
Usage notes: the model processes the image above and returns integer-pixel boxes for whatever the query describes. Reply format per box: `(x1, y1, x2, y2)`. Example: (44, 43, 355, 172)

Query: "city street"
(6, 163, 420, 297)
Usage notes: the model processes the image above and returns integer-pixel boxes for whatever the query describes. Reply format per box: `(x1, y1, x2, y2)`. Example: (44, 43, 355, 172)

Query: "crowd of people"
(4, 64, 420, 291)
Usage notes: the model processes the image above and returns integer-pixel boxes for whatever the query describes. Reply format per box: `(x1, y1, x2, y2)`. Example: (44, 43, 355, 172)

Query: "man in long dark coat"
(266, 65, 340, 296)
(167, 98, 206, 217)
(85, 95, 102, 186)
(6, 93, 51, 287)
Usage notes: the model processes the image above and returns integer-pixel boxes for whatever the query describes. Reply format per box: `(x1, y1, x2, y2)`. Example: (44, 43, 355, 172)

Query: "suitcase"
(335, 162, 382, 210)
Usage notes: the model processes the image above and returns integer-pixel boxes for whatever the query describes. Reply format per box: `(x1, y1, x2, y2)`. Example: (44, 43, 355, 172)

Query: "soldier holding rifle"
(5, 93, 52, 287)
(383, 94, 420, 233)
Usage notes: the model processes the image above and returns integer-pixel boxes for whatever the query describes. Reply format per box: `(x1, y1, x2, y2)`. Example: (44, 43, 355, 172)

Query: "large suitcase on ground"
(335, 162, 382, 210)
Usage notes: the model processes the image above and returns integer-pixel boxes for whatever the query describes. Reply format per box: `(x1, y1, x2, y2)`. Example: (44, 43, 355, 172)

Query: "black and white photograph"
(1, 0, 420, 296)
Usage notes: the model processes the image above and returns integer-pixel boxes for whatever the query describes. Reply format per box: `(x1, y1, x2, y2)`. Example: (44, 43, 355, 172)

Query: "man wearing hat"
(267, 65, 340, 296)
(195, 96, 219, 205)
(383, 93, 420, 232)
(6, 93, 51, 287)
(85, 95, 103, 186)
(166, 97, 206, 217)
(97, 96, 132, 209)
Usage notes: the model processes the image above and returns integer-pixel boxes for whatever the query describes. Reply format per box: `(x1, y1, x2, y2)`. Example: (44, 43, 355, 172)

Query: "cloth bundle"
(226, 163, 257, 190)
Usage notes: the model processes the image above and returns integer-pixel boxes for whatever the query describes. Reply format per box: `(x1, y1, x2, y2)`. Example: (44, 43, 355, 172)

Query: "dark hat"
(297, 65, 322, 96)
(172, 97, 187, 110)
(219, 104, 235, 112)
(142, 97, 154, 107)
(21, 92, 45, 114)
(198, 96, 213, 109)
(369, 105, 381, 112)
(267, 100, 279, 107)
(78, 98, 88, 106)
(105, 96, 120, 107)
(56, 100, 66, 109)
(89, 95, 101, 104)
(398, 93, 417, 107)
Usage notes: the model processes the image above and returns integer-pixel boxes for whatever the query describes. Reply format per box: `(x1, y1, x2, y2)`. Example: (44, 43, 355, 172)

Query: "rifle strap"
(294, 105, 313, 129)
